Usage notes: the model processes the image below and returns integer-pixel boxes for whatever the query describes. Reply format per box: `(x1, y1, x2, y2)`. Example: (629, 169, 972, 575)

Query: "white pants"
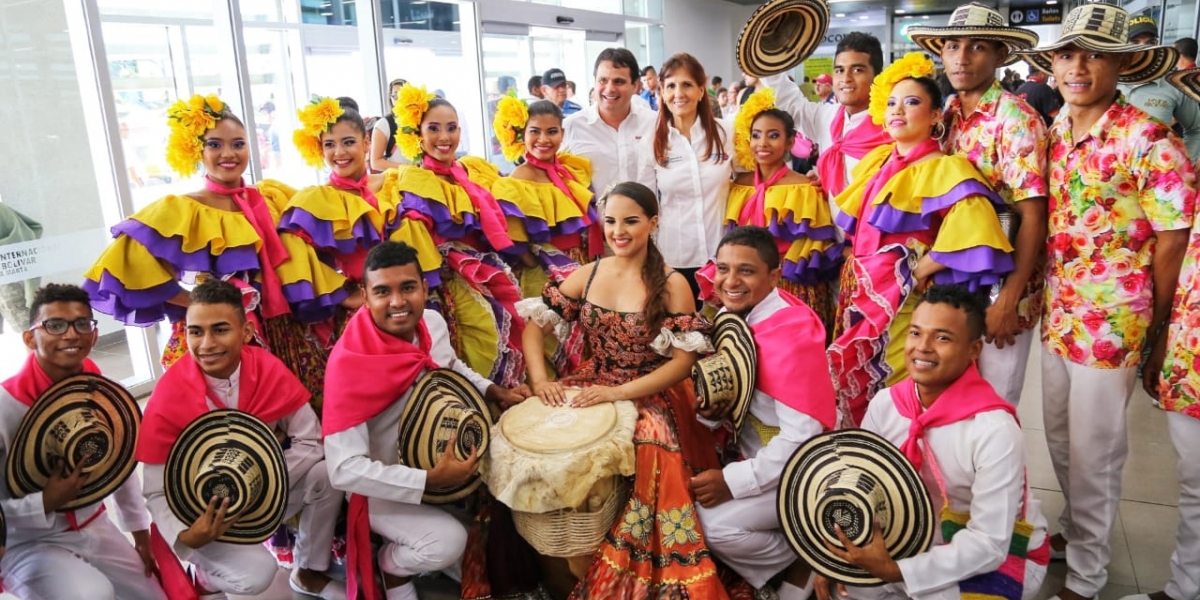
(193, 460, 342, 594)
(1041, 353, 1137, 597)
(1167, 411, 1200, 600)
(697, 491, 796, 588)
(369, 497, 468, 580)
(0, 516, 168, 600)
(978, 329, 1035, 406)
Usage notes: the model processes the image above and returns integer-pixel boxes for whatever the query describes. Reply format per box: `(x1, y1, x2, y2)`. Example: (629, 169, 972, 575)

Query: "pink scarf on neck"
(524, 152, 602, 256)
(815, 109, 891, 197)
(204, 177, 290, 318)
(738, 165, 790, 226)
(889, 363, 1016, 469)
(329, 172, 380, 210)
(422, 155, 513, 251)
(1, 353, 100, 406)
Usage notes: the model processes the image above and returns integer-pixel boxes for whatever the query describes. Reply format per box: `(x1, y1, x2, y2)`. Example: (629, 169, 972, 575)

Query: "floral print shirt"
(1043, 95, 1197, 369)
(945, 80, 1049, 330)
(1160, 212, 1200, 418)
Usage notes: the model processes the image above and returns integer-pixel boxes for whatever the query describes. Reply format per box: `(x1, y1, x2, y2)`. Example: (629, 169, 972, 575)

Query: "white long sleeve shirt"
(635, 118, 734, 269)
(142, 363, 326, 560)
(861, 388, 1048, 597)
(562, 103, 658, 199)
(0, 386, 151, 550)
(324, 310, 493, 505)
(700, 289, 824, 498)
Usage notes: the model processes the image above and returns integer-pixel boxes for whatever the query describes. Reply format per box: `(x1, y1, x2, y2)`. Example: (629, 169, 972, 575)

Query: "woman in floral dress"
(518, 181, 743, 599)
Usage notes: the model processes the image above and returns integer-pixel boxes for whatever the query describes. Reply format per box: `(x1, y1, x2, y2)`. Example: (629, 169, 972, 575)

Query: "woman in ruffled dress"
(492, 96, 598, 374)
(518, 181, 742, 600)
(386, 84, 528, 387)
(828, 53, 1015, 427)
(84, 95, 350, 403)
(702, 88, 842, 333)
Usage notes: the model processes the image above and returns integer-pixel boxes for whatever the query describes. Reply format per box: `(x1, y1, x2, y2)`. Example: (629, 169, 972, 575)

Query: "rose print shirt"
(1043, 94, 1197, 369)
(945, 81, 1049, 330)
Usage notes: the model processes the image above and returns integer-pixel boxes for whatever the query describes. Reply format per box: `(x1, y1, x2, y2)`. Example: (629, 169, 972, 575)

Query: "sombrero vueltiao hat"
(778, 429, 935, 586)
(907, 3, 1038, 66)
(737, 0, 830, 77)
(1167, 67, 1200, 103)
(398, 369, 491, 504)
(692, 312, 757, 442)
(1016, 3, 1178, 84)
(165, 409, 288, 544)
(6, 374, 141, 511)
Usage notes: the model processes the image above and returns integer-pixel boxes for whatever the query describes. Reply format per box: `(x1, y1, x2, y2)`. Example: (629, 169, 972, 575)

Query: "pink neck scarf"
(738, 165, 789, 227)
(329, 172, 380, 211)
(422, 155, 513, 251)
(203, 177, 290, 318)
(815, 109, 891, 197)
(889, 363, 1016, 469)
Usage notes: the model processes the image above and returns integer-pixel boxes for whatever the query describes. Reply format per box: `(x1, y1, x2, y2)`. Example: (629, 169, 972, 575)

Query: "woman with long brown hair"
(635, 53, 734, 298)
(518, 182, 736, 599)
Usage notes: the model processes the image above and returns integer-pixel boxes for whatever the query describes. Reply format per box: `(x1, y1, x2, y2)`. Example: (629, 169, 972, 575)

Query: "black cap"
(542, 68, 567, 88)
(1129, 15, 1159, 42)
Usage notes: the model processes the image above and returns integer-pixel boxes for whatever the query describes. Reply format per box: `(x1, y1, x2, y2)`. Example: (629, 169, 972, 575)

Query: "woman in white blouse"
(636, 52, 734, 298)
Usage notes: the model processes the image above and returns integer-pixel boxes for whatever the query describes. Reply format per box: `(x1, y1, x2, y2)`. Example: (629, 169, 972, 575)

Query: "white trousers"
(1167, 411, 1200, 600)
(697, 491, 795, 588)
(978, 328, 1036, 406)
(369, 497, 468, 580)
(1041, 353, 1137, 597)
(193, 460, 342, 594)
(0, 516, 168, 600)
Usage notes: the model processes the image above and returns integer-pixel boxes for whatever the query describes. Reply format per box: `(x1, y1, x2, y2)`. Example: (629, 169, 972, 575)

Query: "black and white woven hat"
(1016, 3, 1177, 84)
(692, 312, 757, 442)
(778, 429, 935, 585)
(907, 3, 1039, 66)
(398, 369, 491, 504)
(165, 409, 288, 544)
(6, 374, 141, 511)
(737, 0, 830, 77)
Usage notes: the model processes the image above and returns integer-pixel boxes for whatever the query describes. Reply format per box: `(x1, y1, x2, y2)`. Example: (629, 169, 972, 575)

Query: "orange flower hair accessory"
(165, 94, 227, 177)
(293, 97, 344, 167)
(868, 52, 936, 126)
(393, 83, 437, 162)
(492, 92, 529, 163)
(733, 88, 777, 171)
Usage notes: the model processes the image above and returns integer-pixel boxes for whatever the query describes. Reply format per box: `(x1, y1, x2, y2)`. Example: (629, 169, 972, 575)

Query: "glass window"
(1162, 0, 1197, 44)
(244, 28, 316, 184)
(530, 0, 624, 14)
(625, 0, 664, 20)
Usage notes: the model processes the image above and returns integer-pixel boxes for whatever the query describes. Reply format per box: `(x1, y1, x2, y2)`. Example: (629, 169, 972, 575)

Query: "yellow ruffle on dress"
(491, 153, 595, 251)
(392, 156, 531, 250)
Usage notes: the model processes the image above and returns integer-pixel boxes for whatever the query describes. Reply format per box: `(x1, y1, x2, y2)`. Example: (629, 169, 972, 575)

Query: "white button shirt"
(324, 310, 493, 504)
(861, 388, 1048, 598)
(635, 117, 734, 269)
(713, 289, 825, 498)
(562, 103, 657, 200)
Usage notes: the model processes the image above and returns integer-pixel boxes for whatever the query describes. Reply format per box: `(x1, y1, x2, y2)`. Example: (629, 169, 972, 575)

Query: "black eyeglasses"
(30, 318, 99, 335)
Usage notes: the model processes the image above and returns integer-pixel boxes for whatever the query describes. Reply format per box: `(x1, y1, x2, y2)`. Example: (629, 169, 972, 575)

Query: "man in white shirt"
(562, 47, 657, 199)
(761, 33, 888, 207)
(0, 284, 166, 600)
(813, 285, 1048, 600)
(137, 280, 343, 600)
(322, 241, 528, 600)
(692, 227, 837, 600)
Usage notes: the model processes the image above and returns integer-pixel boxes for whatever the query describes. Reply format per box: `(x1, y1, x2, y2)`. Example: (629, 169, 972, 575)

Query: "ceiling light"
(859, 14, 869, 19)
(895, 8, 905, 13)
(922, 14, 929, 18)
(835, 12, 845, 17)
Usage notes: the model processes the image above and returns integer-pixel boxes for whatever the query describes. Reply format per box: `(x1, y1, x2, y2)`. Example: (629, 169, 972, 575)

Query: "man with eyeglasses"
(0, 283, 167, 600)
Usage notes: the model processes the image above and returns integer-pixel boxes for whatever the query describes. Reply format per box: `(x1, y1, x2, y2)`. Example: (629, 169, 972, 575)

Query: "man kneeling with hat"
(137, 279, 344, 600)
(0, 284, 166, 600)
(812, 286, 1048, 600)
(691, 226, 837, 599)
(323, 241, 529, 600)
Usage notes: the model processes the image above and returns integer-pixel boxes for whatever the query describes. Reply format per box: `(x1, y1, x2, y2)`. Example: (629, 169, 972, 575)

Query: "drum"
(483, 390, 638, 557)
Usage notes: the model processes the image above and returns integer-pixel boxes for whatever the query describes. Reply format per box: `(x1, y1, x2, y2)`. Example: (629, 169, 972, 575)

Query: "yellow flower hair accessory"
(492, 93, 529, 163)
(293, 97, 344, 168)
(393, 83, 437, 162)
(733, 88, 778, 171)
(165, 94, 227, 177)
(868, 52, 936, 126)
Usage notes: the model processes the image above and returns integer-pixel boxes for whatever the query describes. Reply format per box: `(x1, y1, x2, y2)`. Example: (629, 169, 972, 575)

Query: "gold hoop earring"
(930, 121, 947, 141)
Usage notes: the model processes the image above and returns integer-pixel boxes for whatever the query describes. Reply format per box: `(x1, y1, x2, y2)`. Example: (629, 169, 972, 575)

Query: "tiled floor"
(1, 342, 1183, 599)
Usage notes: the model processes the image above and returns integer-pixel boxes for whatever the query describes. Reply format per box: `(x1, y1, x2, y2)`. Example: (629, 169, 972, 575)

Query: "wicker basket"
(512, 477, 631, 558)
